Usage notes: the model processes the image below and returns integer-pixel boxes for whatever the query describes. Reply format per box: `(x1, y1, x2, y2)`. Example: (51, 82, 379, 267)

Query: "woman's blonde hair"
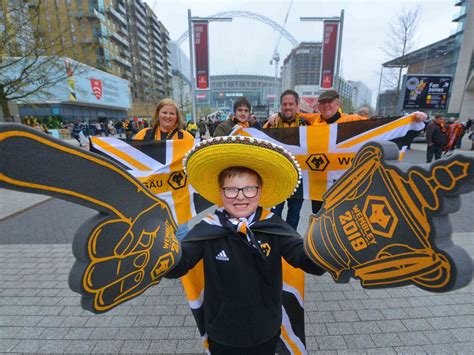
(151, 98, 185, 130)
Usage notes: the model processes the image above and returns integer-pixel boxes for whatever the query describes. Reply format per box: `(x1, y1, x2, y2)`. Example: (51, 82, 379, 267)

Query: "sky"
(146, 0, 458, 102)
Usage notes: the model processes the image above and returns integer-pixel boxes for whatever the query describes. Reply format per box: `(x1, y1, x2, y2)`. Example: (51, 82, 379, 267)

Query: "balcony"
(111, 32, 129, 47)
(138, 41, 149, 53)
(113, 56, 132, 68)
(452, 6, 466, 21)
(134, 2, 147, 19)
(107, 7, 127, 26)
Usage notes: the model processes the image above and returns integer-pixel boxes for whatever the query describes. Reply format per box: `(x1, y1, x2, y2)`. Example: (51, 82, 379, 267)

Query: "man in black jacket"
(426, 115, 447, 163)
(166, 136, 324, 354)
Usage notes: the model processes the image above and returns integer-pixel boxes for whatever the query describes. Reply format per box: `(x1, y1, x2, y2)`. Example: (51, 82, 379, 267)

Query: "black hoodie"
(166, 207, 324, 347)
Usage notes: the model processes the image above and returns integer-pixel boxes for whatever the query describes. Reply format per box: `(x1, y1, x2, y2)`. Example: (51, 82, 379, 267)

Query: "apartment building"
(4, 0, 173, 117)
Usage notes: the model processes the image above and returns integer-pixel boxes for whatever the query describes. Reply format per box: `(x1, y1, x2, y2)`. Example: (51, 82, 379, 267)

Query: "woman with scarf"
(134, 98, 194, 240)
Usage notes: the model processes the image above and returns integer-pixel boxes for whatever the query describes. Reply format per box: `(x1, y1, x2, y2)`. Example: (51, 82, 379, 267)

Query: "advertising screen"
(402, 75, 452, 110)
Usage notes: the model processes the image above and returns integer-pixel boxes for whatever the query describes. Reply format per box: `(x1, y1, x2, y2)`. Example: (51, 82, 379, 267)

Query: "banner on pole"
(193, 22, 209, 90)
(321, 22, 339, 89)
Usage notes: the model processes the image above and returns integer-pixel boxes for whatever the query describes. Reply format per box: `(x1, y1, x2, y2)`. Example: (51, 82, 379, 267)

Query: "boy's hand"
(0, 123, 181, 313)
(304, 141, 474, 292)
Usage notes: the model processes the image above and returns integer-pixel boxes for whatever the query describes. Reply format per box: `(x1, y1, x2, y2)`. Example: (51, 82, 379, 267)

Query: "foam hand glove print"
(305, 141, 474, 292)
(0, 124, 181, 313)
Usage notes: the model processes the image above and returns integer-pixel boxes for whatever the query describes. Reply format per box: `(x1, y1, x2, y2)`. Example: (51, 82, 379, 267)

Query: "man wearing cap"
(299, 89, 427, 214)
(166, 136, 325, 354)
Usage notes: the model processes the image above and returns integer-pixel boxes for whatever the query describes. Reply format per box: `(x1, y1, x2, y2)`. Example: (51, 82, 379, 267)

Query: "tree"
(0, 0, 91, 121)
(381, 6, 421, 106)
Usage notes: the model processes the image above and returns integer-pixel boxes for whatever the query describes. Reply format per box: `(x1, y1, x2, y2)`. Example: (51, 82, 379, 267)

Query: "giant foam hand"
(0, 123, 181, 313)
(304, 141, 474, 292)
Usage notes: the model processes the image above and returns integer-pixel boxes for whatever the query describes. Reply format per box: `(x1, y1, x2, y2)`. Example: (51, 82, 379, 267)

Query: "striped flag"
(232, 115, 424, 200)
(90, 137, 213, 225)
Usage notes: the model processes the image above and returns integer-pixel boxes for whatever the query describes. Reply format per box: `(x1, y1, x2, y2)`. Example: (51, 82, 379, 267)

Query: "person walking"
(426, 115, 447, 163)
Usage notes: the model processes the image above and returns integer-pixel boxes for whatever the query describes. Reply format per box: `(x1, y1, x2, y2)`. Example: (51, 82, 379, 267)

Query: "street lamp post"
(187, 10, 232, 123)
(300, 10, 345, 92)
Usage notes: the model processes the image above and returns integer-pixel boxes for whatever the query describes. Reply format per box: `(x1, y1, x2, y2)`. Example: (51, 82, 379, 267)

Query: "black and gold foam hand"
(0, 123, 181, 313)
(304, 141, 474, 292)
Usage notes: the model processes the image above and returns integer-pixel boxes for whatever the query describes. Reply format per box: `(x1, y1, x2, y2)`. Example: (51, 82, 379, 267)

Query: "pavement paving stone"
(360, 299, 388, 310)
(115, 327, 145, 340)
(316, 335, 347, 350)
(325, 322, 354, 335)
(158, 315, 185, 327)
(364, 348, 397, 354)
(422, 343, 463, 353)
(376, 319, 408, 333)
(379, 308, 411, 320)
(425, 316, 459, 330)
(141, 327, 170, 340)
(450, 314, 474, 327)
(350, 321, 382, 334)
(370, 333, 402, 347)
(148, 339, 178, 353)
(83, 315, 113, 327)
(63, 339, 97, 353)
(321, 291, 347, 301)
(307, 311, 336, 323)
(133, 316, 161, 327)
(341, 290, 368, 300)
(119, 339, 152, 353)
(40, 327, 69, 340)
(396, 331, 431, 346)
(0, 315, 43, 327)
(393, 345, 426, 353)
(87, 327, 120, 340)
(451, 341, 474, 352)
(315, 301, 342, 312)
(91, 339, 124, 353)
(36, 339, 71, 353)
(422, 329, 459, 344)
(343, 334, 376, 349)
(305, 323, 328, 336)
(400, 318, 433, 331)
(338, 300, 365, 310)
(401, 306, 433, 318)
(306, 291, 325, 302)
(355, 309, 385, 321)
(168, 326, 198, 339)
(450, 327, 474, 342)
(332, 310, 360, 322)
(176, 339, 205, 353)
(63, 327, 94, 339)
(106, 315, 137, 326)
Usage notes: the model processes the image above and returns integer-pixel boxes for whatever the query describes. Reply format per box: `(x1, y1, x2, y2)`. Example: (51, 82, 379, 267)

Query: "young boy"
(166, 136, 325, 354)
(213, 96, 251, 137)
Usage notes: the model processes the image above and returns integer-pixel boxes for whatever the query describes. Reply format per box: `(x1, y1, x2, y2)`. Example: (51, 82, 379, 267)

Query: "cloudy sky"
(146, 0, 457, 100)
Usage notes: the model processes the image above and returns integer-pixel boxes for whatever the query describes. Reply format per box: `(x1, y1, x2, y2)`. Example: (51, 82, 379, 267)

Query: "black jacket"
(166, 208, 324, 347)
(425, 121, 446, 146)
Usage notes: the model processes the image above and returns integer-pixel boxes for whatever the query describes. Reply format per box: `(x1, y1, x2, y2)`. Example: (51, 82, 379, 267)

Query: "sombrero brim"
(183, 136, 301, 208)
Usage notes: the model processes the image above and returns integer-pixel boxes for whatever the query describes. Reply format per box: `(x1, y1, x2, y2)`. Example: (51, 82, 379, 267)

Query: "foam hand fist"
(304, 141, 474, 292)
(0, 124, 181, 313)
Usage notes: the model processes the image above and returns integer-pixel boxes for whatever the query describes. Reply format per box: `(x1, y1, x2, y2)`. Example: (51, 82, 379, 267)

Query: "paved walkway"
(0, 138, 473, 353)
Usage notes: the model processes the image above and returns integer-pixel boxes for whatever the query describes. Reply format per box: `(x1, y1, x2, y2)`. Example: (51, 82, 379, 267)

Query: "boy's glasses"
(222, 186, 260, 199)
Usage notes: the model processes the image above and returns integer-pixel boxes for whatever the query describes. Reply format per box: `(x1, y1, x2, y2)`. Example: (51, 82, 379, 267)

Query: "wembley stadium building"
(196, 75, 282, 112)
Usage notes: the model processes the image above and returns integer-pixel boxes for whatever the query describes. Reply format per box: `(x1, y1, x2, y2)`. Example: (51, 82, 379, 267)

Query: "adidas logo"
(215, 250, 229, 261)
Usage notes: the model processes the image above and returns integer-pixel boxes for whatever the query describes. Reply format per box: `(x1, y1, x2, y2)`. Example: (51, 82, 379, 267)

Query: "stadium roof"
(382, 35, 458, 68)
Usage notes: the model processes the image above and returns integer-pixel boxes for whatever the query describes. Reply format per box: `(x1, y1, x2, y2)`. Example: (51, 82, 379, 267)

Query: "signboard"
(401, 75, 452, 110)
(7, 57, 131, 109)
(321, 22, 339, 89)
(193, 22, 209, 90)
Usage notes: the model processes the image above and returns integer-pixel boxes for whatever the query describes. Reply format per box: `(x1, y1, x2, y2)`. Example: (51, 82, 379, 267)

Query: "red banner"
(321, 22, 339, 89)
(193, 22, 209, 90)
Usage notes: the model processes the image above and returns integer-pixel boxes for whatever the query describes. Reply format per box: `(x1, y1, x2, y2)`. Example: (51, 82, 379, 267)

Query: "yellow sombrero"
(183, 136, 301, 208)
